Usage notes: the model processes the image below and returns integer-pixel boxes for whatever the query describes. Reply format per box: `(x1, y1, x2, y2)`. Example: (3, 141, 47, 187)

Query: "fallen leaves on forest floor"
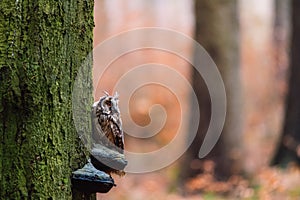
(98, 161, 300, 200)
(185, 161, 300, 200)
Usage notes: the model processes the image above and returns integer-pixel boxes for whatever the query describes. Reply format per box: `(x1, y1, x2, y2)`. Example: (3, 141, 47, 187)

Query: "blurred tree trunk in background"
(274, 0, 290, 80)
(272, 0, 300, 166)
(0, 1, 94, 199)
(181, 0, 242, 181)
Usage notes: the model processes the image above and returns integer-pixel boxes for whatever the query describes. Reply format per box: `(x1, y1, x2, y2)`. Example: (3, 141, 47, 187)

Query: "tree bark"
(272, 0, 300, 166)
(181, 0, 242, 181)
(0, 0, 94, 199)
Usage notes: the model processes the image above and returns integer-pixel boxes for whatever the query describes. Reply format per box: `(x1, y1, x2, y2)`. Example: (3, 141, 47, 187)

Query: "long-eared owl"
(92, 92, 124, 153)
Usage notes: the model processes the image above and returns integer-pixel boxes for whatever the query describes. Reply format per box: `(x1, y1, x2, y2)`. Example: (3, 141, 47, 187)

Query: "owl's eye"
(105, 100, 112, 107)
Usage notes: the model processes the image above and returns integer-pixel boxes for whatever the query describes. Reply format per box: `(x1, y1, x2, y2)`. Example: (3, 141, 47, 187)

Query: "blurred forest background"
(94, 0, 300, 200)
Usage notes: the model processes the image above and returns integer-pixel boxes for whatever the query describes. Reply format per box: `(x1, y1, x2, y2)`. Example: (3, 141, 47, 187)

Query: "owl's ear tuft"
(113, 92, 119, 99)
(103, 91, 109, 96)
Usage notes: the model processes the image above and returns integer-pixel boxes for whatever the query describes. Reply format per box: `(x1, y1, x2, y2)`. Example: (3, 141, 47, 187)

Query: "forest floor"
(98, 164, 300, 200)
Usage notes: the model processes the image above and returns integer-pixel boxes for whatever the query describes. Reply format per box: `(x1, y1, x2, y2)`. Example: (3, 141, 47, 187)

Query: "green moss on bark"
(0, 0, 94, 199)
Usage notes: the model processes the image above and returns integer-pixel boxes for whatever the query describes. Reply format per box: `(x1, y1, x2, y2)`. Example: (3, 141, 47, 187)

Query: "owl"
(92, 91, 124, 153)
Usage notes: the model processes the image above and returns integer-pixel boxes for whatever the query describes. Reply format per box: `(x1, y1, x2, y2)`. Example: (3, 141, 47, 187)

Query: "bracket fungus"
(71, 161, 115, 193)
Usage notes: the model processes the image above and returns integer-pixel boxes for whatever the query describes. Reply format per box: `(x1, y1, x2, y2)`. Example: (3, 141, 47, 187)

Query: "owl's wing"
(110, 120, 124, 151)
(91, 104, 108, 144)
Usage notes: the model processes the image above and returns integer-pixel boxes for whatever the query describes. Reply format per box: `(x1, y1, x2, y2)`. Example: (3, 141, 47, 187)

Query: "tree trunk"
(272, 0, 300, 166)
(0, 0, 94, 199)
(273, 0, 290, 86)
(181, 0, 242, 181)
